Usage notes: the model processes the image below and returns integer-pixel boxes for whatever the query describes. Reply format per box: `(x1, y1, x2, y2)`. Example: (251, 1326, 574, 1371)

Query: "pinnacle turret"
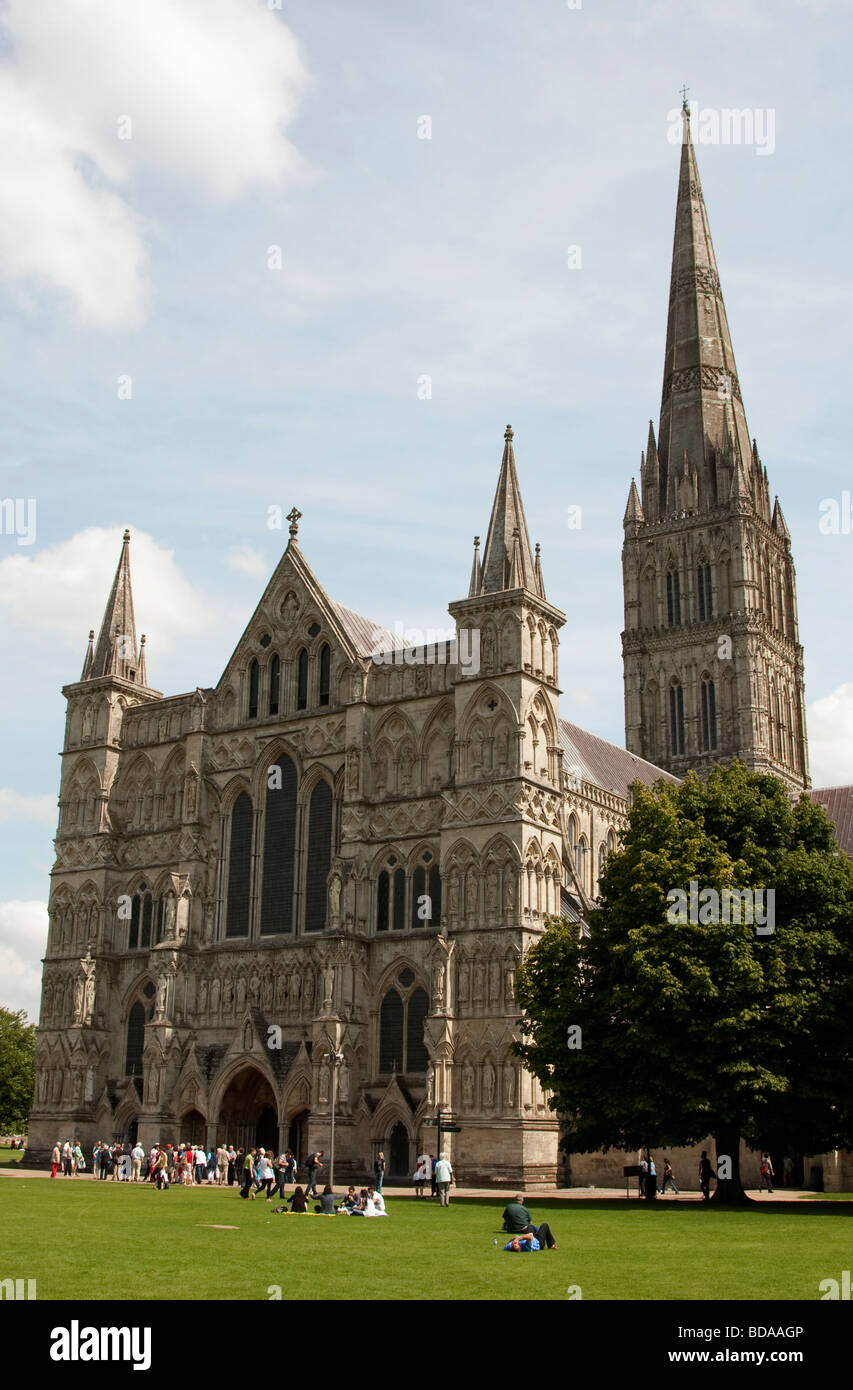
(85, 529, 144, 683)
(478, 425, 541, 596)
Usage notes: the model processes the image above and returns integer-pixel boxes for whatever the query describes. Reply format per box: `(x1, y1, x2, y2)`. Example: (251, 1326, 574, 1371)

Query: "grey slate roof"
(559, 718, 677, 801)
(809, 786, 853, 859)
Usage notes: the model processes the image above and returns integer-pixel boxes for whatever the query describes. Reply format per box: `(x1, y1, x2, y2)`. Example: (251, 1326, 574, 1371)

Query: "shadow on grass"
(404, 1193, 853, 1218)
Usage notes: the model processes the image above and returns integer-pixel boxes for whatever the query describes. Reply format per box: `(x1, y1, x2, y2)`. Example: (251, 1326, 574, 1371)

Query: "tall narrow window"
(129, 892, 142, 950)
(697, 563, 713, 621)
(428, 864, 442, 925)
(669, 683, 685, 756)
(411, 864, 426, 930)
(379, 981, 429, 1074)
(260, 756, 297, 935)
(318, 644, 331, 707)
(140, 893, 154, 950)
(379, 991, 404, 1073)
(226, 792, 253, 938)
(666, 569, 681, 627)
(376, 870, 390, 932)
(392, 867, 406, 931)
(125, 1001, 146, 1077)
(406, 988, 430, 1073)
(268, 655, 280, 716)
(700, 677, 717, 752)
(296, 649, 308, 711)
(248, 660, 259, 720)
(304, 781, 333, 932)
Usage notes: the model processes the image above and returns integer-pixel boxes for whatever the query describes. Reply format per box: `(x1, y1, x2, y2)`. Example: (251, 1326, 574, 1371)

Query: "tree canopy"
(0, 1006, 35, 1132)
(516, 762, 853, 1201)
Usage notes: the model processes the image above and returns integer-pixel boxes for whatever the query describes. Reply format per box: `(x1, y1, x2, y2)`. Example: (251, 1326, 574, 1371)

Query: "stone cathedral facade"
(29, 106, 843, 1187)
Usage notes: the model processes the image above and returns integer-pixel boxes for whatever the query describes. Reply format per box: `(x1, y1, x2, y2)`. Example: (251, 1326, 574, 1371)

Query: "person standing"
(227, 1145, 237, 1186)
(374, 1151, 386, 1194)
(698, 1150, 714, 1202)
(256, 1150, 274, 1200)
(91, 1142, 100, 1181)
(644, 1152, 658, 1200)
(413, 1156, 427, 1198)
(50, 1142, 60, 1178)
(306, 1150, 324, 1197)
(284, 1150, 296, 1187)
(434, 1153, 453, 1206)
(759, 1152, 775, 1192)
(241, 1148, 256, 1200)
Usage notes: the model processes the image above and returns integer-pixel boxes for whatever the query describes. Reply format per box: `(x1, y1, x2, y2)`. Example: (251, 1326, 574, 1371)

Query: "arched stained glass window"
(260, 756, 297, 935)
(305, 781, 333, 932)
(226, 792, 253, 938)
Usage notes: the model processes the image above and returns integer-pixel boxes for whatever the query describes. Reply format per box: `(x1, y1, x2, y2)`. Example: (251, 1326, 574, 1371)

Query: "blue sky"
(1, 0, 851, 1018)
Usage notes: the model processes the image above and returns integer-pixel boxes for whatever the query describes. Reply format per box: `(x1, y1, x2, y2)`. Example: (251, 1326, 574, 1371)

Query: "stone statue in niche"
(432, 960, 445, 1009)
(304, 972, 315, 1010)
(210, 977, 221, 1014)
(473, 961, 485, 1003)
(448, 872, 460, 915)
(346, 748, 360, 792)
(483, 1060, 496, 1109)
(198, 978, 208, 1016)
(329, 874, 341, 921)
(458, 960, 470, 1004)
(155, 973, 168, 1019)
(82, 705, 94, 740)
(223, 978, 234, 1010)
(489, 958, 501, 1004)
(235, 977, 246, 1012)
(462, 1063, 475, 1109)
(249, 974, 261, 1007)
(504, 1066, 515, 1108)
(262, 974, 273, 1010)
(503, 874, 516, 912)
(485, 869, 499, 913)
(504, 965, 516, 1004)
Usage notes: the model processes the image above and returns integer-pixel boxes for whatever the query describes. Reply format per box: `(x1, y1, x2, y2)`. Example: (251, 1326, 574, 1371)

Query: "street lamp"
(322, 1030, 344, 1190)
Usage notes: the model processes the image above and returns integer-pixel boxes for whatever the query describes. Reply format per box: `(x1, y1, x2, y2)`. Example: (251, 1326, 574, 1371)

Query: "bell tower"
(622, 100, 809, 792)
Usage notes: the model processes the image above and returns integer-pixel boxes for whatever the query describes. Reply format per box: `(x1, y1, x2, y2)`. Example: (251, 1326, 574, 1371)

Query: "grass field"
(1, 1175, 850, 1300)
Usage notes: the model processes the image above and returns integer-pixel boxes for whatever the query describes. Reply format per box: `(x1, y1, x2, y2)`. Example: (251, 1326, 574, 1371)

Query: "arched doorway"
(388, 1121, 410, 1180)
(288, 1109, 309, 1164)
(256, 1105, 277, 1153)
(180, 1108, 206, 1144)
(217, 1066, 278, 1151)
(128, 1117, 139, 1146)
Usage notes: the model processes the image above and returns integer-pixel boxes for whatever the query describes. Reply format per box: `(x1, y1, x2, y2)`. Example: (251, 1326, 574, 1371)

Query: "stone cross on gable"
(287, 507, 302, 540)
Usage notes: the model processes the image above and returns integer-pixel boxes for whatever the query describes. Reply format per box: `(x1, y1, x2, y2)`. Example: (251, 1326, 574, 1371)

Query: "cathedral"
(26, 105, 847, 1188)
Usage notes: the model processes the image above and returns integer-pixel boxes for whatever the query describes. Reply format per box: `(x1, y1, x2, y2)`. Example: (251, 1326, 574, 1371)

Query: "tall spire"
(87, 529, 141, 682)
(479, 425, 538, 595)
(657, 101, 753, 510)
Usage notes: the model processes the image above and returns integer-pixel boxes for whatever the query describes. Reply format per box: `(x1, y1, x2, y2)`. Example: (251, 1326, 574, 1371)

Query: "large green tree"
(0, 1007, 35, 1133)
(516, 762, 853, 1202)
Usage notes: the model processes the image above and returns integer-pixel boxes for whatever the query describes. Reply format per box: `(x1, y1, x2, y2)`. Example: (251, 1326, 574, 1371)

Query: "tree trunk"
(711, 1128, 751, 1204)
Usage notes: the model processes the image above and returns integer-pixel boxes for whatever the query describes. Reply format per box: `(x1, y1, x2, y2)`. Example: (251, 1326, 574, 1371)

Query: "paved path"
(0, 1166, 833, 1202)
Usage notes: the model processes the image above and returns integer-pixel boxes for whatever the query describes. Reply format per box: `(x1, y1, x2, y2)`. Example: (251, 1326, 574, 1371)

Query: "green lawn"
(2, 1177, 850, 1300)
(0, 1149, 23, 1167)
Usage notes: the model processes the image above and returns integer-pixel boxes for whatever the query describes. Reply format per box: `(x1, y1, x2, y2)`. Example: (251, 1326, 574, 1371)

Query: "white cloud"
(807, 683, 853, 787)
(0, 900, 47, 1021)
(0, 0, 309, 326)
(0, 790, 56, 826)
(226, 543, 269, 579)
(0, 526, 213, 654)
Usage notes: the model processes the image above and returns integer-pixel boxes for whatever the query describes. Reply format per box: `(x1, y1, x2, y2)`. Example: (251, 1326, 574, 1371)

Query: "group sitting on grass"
(270, 1184, 388, 1216)
(501, 1194, 559, 1251)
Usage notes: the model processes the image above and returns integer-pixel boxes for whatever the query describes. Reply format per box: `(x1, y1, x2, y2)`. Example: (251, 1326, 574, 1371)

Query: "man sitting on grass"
(501, 1194, 559, 1250)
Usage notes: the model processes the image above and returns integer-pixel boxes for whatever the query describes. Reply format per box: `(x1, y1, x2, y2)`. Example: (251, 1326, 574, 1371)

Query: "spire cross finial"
(504, 424, 513, 441)
(473, 535, 480, 549)
(680, 84, 690, 113)
(286, 507, 302, 541)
